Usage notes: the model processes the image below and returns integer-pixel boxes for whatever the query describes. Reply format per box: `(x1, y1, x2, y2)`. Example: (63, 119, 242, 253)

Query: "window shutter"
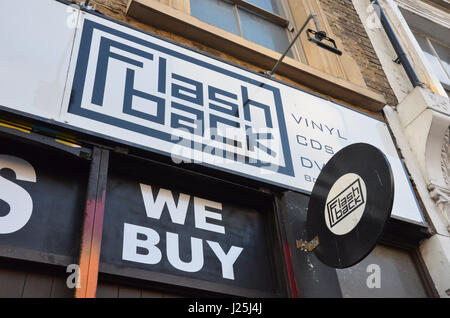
(287, 0, 366, 87)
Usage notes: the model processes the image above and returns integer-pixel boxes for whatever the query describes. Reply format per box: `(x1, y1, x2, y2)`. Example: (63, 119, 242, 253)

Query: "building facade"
(0, 0, 447, 298)
(353, 0, 450, 298)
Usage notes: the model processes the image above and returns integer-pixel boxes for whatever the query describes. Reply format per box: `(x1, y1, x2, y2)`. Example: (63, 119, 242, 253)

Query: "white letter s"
(0, 155, 36, 234)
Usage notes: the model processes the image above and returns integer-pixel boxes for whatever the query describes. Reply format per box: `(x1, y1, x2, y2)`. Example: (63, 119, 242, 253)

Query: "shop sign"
(100, 170, 277, 296)
(0, 1, 424, 224)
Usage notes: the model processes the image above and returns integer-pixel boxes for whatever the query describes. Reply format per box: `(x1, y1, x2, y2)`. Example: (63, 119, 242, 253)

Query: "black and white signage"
(0, 137, 87, 264)
(65, 17, 293, 186)
(100, 167, 277, 296)
(0, 0, 424, 224)
(324, 173, 367, 235)
(306, 143, 394, 268)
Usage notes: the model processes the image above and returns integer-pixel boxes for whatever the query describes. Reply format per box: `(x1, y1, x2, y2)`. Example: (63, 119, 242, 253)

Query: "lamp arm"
(266, 13, 319, 77)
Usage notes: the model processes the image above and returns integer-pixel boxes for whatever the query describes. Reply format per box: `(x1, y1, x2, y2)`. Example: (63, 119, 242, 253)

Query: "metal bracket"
(114, 146, 129, 155)
(80, 1, 93, 10)
(306, 29, 342, 56)
(296, 236, 319, 252)
(287, 22, 295, 33)
(266, 13, 320, 77)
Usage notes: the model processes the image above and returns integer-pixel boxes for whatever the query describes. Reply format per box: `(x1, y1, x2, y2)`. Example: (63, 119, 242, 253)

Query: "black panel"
(278, 191, 343, 297)
(99, 153, 279, 297)
(0, 136, 88, 264)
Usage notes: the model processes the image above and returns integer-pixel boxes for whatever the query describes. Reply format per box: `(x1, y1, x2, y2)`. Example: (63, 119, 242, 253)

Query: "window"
(398, 6, 450, 97)
(336, 245, 430, 298)
(190, 0, 294, 57)
(411, 29, 450, 97)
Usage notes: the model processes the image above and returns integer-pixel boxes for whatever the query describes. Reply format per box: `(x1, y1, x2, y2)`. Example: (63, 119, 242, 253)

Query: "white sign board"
(0, 1, 424, 224)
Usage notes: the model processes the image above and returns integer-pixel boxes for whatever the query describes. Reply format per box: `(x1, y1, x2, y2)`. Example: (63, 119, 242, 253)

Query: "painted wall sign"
(0, 1, 424, 224)
(0, 136, 87, 265)
(99, 167, 277, 296)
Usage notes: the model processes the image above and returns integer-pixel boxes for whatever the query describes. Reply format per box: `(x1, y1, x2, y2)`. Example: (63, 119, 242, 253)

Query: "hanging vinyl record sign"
(306, 143, 394, 268)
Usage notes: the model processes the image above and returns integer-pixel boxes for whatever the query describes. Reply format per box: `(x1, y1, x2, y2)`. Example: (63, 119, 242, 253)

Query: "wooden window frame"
(190, 0, 302, 61)
(410, 27, 450, 95)
(380, 217, 439, 298)
(234, 0, 290, 28)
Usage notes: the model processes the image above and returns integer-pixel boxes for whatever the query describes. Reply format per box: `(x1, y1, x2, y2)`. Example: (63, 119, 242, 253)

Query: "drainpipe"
(371, 0, 423, 88)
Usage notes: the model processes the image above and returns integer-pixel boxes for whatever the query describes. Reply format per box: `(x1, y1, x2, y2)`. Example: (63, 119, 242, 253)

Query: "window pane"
(431, 40, 450, 85)
(244, 0, 285, 17)
(190, 0, 240, 36)
(239, 8, 292, 56)
(412, 31, 449, 85)
(337, 245, 428, 298)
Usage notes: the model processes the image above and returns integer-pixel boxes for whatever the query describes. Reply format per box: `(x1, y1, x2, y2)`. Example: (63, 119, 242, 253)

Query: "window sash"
(412, 28, 450, 87)
(234, 0, 289, 27)
(191, 0, 297, 58)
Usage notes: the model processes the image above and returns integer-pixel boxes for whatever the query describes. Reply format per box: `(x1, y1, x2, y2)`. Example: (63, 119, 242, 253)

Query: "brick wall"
(319, 0, 398, 105)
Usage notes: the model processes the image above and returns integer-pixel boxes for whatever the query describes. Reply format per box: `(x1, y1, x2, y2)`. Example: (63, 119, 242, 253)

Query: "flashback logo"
(325, 173, 367, 235)
(67, 19, 294, 177)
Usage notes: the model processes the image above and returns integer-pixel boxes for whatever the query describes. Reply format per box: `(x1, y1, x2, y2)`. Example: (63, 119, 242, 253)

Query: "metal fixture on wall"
(266, 12, 342, 77)
(81, 0, 92, 9)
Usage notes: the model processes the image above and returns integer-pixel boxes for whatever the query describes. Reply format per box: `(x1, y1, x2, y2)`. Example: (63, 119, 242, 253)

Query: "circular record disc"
(306, 143, 394, 268)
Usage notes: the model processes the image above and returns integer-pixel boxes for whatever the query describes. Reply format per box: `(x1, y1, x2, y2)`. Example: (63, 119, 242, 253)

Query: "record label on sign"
(324, 173, 367, 236)
(306, 143, 394, 268)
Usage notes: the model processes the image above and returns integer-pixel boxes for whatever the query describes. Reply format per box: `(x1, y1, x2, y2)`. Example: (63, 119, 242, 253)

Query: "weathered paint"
(283, 240, 299, 298)
(76, 148, 109, 298)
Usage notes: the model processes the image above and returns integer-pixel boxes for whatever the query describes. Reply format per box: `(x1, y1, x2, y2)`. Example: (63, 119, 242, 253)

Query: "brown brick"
(318, 0, 398, 105)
